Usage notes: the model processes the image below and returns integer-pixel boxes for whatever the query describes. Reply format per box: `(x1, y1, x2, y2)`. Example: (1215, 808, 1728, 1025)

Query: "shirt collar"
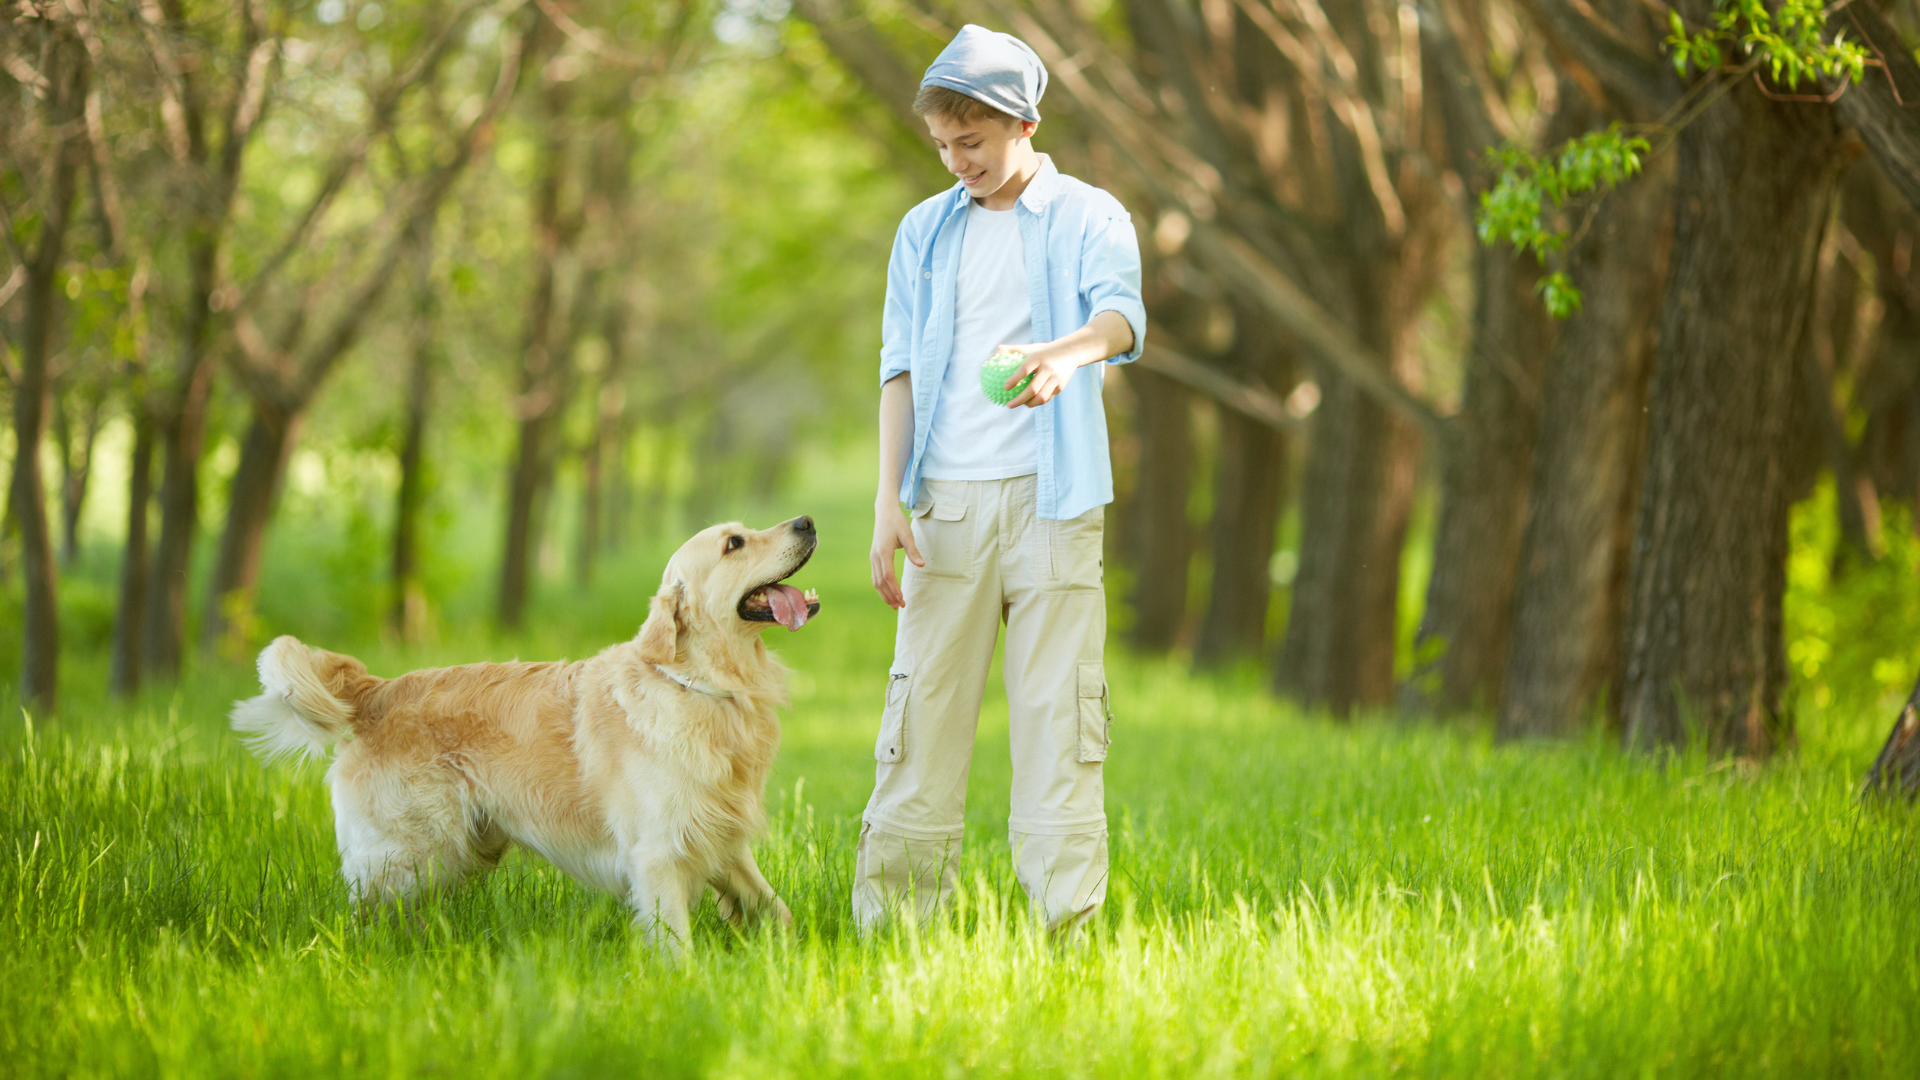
(949, 153, 1061, 215)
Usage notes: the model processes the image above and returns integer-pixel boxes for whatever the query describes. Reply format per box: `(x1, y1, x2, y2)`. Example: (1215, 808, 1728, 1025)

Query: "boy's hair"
(913, 84, 1018, 125)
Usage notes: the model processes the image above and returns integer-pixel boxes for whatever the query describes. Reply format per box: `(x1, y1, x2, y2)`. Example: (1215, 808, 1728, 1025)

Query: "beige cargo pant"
(854, 474, 1112, 933)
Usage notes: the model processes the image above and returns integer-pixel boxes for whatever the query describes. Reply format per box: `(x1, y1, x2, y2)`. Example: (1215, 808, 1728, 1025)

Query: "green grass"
(6, 472, 1920, 1077)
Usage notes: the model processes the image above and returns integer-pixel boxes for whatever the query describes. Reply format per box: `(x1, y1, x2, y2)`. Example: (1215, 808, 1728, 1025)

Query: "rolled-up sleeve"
(879, 223, 917, 385)
(1081, 212, 1146, 364)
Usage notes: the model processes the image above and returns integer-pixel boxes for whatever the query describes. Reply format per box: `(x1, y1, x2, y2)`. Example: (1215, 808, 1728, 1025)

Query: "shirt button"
(922, 271, 931, 279)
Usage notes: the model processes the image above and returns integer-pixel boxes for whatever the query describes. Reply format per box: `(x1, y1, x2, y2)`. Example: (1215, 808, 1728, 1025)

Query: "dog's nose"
(791, 516, 815, 535)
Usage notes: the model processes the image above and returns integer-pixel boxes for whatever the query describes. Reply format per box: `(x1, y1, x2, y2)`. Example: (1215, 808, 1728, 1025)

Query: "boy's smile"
(925, 112, 1041, 211)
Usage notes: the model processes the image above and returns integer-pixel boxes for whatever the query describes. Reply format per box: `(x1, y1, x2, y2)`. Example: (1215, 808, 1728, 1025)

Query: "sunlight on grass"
(5, 469, 1920, 1076)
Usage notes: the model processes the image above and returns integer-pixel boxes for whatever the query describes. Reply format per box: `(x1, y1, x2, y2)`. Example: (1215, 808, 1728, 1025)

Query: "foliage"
(1665, 0, 1867, 87)
(1474, 127, 1651, 318)
(1480, 0, 1868, 318)
(1784, 482, 1920, 746)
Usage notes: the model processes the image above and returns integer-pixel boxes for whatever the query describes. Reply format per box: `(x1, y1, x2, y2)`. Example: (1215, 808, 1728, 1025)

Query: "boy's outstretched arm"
(871, 372, 923, 610)
(997, 310, 1137, 408)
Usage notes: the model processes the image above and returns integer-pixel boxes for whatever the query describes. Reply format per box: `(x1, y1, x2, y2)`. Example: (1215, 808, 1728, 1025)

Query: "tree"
(3, 8, 90, 712)
(1477, 0, 1914, 751)
(1402, 0, 1559, 714)
(497, 0, 695, 627)
(389, 220, 440, 643)
(203, 3, 525, 651)
(496, 11, 578, 630)
(133, 0, 278, 681)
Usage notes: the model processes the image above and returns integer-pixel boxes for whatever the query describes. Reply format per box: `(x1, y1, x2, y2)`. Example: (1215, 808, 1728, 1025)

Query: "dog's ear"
(637, 581, 685, 664)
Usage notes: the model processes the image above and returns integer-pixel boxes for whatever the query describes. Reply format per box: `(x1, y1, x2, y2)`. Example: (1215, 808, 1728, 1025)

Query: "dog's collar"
(653, 664, 734, 700)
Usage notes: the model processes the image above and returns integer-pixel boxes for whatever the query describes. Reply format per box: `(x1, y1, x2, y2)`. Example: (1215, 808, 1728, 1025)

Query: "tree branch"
(1138, 336, 1303, 431)
(1187, 225, 1453, 447)
(1830, 1, 1920, 214)
(1518, 0, 1674, 118)
(236, 0, 497, 313)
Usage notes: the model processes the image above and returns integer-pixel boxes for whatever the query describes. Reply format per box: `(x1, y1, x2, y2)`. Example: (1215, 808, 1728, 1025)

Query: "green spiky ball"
(980, 352, 1033, 406)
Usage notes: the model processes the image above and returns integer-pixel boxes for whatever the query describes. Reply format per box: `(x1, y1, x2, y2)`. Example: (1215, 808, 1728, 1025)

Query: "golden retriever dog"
(230, 516, 820, 957)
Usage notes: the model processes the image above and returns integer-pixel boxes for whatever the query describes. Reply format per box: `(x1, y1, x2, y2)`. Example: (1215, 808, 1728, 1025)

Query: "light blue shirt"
(880, 155, 1146, 520)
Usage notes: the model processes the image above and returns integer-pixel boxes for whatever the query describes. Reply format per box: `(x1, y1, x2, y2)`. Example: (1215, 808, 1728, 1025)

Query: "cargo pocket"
(1047, 505, 1105, 591)
(909, 501, 973, 579)
(876, 672, 910, 763)
(1076, 662, 1111, 763)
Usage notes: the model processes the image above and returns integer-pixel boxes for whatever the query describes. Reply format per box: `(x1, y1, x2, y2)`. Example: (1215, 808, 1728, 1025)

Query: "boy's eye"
(725, 535, 744, 553)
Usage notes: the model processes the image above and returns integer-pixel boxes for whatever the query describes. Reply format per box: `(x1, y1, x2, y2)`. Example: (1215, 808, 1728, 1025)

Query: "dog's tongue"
(767, 583, 810, 631)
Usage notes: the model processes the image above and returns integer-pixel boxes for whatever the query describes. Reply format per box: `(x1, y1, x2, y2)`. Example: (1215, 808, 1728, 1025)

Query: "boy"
(856, 24, 1146, 933)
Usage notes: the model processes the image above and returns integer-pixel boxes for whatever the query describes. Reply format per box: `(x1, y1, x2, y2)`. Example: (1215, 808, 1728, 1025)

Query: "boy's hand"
(997, 344, 1075, 408)
(871, 501, 924, 610)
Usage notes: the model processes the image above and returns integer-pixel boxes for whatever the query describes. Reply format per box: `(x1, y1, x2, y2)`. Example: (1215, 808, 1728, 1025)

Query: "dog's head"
(637, 516, 821, 665)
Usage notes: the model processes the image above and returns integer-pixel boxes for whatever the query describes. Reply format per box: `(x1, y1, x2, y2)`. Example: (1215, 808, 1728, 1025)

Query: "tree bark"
(52, 381, 104, 566)
(1194, 407, 1287, 667)
(1825, 0, 1920, 215)
(1499, 168, 1669, 739)
(1124, 365, 1196, 653)
(140, 0, 275, 680)
(1405, 241, 1553, 712)
(1863, 671, 1920, 800)
(390, 233, 438, 642)
(141, 343, 218, 678)
(1274, 272, 1407, 714)
(1195, 309, 1289, 668)
(198, 400, 299, 653)
(498, 16, 572, 629)
(499, 183, 566, 617)
(110, 403, 154, 695)
(1619, 71, 1842, 755)
(10, 24, 88, 714)
(576, 303, 628, 589)
(1846, 162, 1920, 514)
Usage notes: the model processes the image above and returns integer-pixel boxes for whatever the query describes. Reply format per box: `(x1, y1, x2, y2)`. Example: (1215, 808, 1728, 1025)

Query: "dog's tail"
(230, 635, 377, 765)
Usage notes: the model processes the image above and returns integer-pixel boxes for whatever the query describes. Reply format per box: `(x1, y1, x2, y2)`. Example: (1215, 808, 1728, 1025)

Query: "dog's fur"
(231, 518, 820, 956)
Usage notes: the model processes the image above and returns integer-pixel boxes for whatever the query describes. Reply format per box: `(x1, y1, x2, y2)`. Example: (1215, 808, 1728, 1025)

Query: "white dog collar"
(653, 664, 734, 700)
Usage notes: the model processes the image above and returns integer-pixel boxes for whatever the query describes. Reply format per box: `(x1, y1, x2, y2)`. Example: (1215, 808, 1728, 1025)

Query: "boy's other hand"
(998, 344, 1074, 408)
(871, 502, 923, 610)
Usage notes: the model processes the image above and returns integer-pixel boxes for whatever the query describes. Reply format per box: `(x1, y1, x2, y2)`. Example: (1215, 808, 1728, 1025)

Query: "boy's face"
(925, 112, 1040, 202)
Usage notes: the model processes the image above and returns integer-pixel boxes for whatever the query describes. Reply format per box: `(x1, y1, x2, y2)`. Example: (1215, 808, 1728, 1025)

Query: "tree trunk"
(497, 20, 569, 630)
(605, 413, 635, 553)
(1619, 75, 1841, 755)
(498, 323, 563, 629)
(1194, 408, 1287, 667)
(52, 382, 104, 566)
(1274, 339, 1404, 712)
(1273, 200, 1428, 718)
(1863, 672, 1920, 800)
(110, 404, 154, 696)
(1194, 314, 1288, 668)
(10, 26, 87, 714)
(576, 304, 626, 589)
(141, 248, 224, 680)
(1498, 169, 1669, 739)
(390, 236, 438, 642)
(1846, 164, 1920, 514)
(1404, 242, 1554, 712)
(199, 400, 300, 653)
(1125, 365, 1195, 652)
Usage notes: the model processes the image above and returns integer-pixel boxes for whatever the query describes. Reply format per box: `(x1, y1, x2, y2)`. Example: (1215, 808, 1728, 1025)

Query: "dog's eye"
(725, 535, 744, 553)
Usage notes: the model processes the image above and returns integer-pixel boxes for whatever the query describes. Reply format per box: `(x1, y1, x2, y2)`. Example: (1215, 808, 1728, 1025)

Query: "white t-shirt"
(919, 200, 1038, 481)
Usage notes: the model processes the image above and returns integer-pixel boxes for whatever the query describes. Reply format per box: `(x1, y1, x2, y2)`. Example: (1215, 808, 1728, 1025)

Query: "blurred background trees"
(6, 0, 1920, 762)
